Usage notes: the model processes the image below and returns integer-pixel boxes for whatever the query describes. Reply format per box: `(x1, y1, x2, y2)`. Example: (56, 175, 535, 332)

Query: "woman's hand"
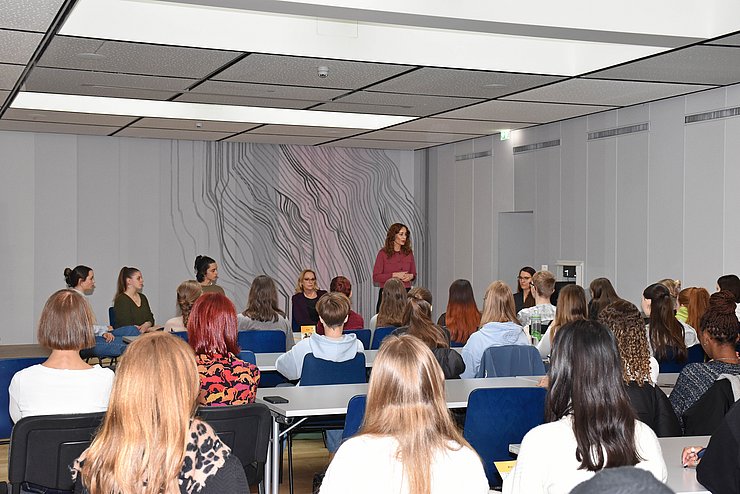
(392, 271, 407, 280)
(682, 446, 705, 467)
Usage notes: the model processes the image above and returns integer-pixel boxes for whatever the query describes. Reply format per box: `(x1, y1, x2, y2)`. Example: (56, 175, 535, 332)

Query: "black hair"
(63, 265, 92, 288)
(548, 320, 641, 471)
(194, 255, 217, 283)
(643, 283, 686, 361)
(717, 274, 740, 303)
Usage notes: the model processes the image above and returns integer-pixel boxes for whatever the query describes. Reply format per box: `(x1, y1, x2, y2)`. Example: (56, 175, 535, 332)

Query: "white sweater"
(503, 416, 667, 494)
(320, 435, 489, 494)
(9, 364, 114, 423)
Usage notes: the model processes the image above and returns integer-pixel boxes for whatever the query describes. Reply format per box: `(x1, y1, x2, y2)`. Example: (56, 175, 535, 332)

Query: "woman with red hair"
(188, 293, 260, 406)
(437, 279, 481, 345)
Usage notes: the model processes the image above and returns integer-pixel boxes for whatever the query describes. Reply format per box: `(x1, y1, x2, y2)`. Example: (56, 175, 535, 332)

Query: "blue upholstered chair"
(0, 357, 47, 439)
(300, 353, 367, 386)
(344, 329, 371, 350)
(107, 307, 116, 328)
(238, 330, 286, 353)
(464, 387, 547, 487)
(171, 331, 188, 342)
(476, 344, 546, 378)
(370, 326, 395, 350)
(237, 350, 257, 366)
(341, 394, 367, 441)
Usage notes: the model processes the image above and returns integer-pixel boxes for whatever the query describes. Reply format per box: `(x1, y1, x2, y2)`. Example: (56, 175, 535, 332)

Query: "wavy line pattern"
(169, 141, 426, 320)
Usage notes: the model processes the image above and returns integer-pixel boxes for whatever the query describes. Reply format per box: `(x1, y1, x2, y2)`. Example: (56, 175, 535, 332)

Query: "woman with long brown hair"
(536, 284, 587, 358)
(676, 287, 710, 333)
(239, 274, 293, 350)
(642, 283, 697, 364)
(587, 277, 620, 321)
(437, 279, 481, 345)
(460, 281, 528, 379)
(320, 334, 488, 494)
(164, 280, 202, 333)
(73, 333, 247, 493)
(372, 223, 416, 311)
(112, 266, 155, 331)
(370, 278, 407, 329)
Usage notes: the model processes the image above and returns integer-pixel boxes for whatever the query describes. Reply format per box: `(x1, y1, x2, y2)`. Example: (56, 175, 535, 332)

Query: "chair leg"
(288, 432, 294, 494)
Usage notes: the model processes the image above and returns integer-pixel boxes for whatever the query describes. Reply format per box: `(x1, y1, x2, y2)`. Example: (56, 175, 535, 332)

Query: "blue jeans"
(93, 325, 140, 358)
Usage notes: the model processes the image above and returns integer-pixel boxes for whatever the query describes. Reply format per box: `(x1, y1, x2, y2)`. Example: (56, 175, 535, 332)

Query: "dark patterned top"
(669, 360, 740, 427)
(196, 353, 260, 406)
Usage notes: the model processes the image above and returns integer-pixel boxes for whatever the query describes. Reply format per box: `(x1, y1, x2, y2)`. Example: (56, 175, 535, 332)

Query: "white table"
(257, 376, 540, 494)
(509, 435, 710, 494)
(657, 373, 679, 396)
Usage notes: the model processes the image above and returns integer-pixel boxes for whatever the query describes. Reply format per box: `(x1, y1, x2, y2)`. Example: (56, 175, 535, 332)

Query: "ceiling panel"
(116, 127, 233, 141)
(0, 90, 8, 107)
(585, 46, 740, 85)
(2, 108, 137, 126)
(503, 78, 715, 106)
(24, 67, 194, 100)
(215, 53, 413, 90)
(226, 133, 329, 145)
(175, 92, 317, 109)
(438, 99, 613, 123)
(38, 36, 242, 78)
(1, 0, 65, 32)
(390, 117, 533, 134)
(248, 124, 364, 138)
(324, 138, 437, 150)
(0, 119, 117, 135)
(130, 117, 259, 133)
(0, 29, 44, 65)
(359, 129, 478, 143)
(0, 63, 23, 90)
(313, 91, 482, 117)
(175, 79, 347, 108)
(367, 67, 564, 98)
(706, 33, 740, 46)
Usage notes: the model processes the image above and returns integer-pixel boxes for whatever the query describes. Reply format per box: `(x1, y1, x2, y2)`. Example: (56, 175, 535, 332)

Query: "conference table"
(256, 376, 540, 494)
(509, 435, 709, 493)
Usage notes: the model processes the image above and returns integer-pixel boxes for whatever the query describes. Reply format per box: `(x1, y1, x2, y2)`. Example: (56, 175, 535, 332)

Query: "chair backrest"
(341, 394, 367, 441)
(171, 331, 188, 342)
(682, 378, 737, 436)
(476, 345, 546, 378)
(0, 357, 48, 439)
(237, 350, 257, 365)
(658, 344, 705, 373)
(9, 412, 106, 493)
(450, 340, 464, 348)
(344, 329, 371, 350)
(370, 326, 395, 350)
(197, 403, 272, 485)
(300, 353, 367, 386)
(108, 307, 116, 328)
(238, 330, 286, 353)
(464, 387, 546, 487)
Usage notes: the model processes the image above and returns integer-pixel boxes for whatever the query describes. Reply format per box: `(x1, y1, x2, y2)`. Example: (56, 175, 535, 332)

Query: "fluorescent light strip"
(61, 0, 669, 76)
(11, 93, 415, 129)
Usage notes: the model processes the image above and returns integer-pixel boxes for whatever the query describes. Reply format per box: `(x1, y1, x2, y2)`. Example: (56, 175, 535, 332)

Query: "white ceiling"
(2, 0, 740, 150)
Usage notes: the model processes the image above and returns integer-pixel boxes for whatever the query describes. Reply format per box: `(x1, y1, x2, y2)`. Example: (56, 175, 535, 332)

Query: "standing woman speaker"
(372, 223, 416, 313)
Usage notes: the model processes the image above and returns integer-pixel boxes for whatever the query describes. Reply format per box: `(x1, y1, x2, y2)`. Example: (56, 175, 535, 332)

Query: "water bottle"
(530, 309, 542, 343)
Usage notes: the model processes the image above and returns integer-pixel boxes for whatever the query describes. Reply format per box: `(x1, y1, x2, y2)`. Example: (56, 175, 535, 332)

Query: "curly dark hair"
(701, 290, 740, 344)
(599, 300, 652, 385)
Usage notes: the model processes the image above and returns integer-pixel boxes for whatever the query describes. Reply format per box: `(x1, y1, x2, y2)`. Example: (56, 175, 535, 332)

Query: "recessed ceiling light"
(11, 92, 416, 130)
(483, 83, 507, 88)
(76, 52, 106, 60)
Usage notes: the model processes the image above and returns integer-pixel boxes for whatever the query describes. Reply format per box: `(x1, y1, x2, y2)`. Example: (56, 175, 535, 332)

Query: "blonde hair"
(176, 280, 202, 327)
(78, 333, 200, 494)
(549, 285, 588, 344)
(532, 270, 556, 298)
(295, 269, 320, 293)
(38, 289, 95, 350)
(360, 334, 473, 494)
(480, 281, 520, 326)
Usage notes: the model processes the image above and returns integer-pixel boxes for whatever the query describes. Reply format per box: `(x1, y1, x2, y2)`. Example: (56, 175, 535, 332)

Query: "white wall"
(0, 134, 423, 344)
(428, 83, 740, 311)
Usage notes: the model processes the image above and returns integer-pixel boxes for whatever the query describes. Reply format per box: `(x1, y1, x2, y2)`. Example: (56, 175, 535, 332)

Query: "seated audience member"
(684, 400, 740, 494)
(642, 283, 697, 364)
(408, 286, 433, 305)
(393, 295, 464, 379)
(599, 300, 680, 437)
(188, 293, 260, 406)
(513, 267, 536, 314)
(9, 289, 114, 422)
(537, 284, 588, 358)
(73, 333, 247, 493)
(517, 270, 556, 328)
(670, 290, 740, 429)
(65, 265, 138, 358)
(112, 266, 156, 331)
(658, 278, 681, 310)
(164, 280, 202, 333)
(320, 334, 488, 494)
(570, 466, 674, 494)
(460, 281, 529, 379)
(503, 320, 667, 493)
(276, 292, 364, 381)
(291, 269, 327, 332)
(587, 277, 621, 322)
(316, 276, 364, 335)
(369, 278, 407, 330)
(238, 275, 294, 350)
(194, 254, 226, 296)
(437, 279, 481, 345)
(716, 273, 740, 322)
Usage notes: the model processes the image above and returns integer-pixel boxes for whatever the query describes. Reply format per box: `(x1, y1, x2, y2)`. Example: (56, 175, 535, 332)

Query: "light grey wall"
(427, 83, 740, 311)
(1, 134, 422, 344)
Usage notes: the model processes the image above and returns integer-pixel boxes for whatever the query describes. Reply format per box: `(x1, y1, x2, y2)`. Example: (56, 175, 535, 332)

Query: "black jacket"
(625, 381, 681, 437)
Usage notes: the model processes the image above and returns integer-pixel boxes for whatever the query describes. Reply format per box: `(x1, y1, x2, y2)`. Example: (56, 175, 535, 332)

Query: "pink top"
(372, 250, 417, 288)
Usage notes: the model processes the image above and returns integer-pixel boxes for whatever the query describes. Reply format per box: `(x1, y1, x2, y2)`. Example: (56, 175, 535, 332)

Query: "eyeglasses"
(304, 277, 316, 282)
